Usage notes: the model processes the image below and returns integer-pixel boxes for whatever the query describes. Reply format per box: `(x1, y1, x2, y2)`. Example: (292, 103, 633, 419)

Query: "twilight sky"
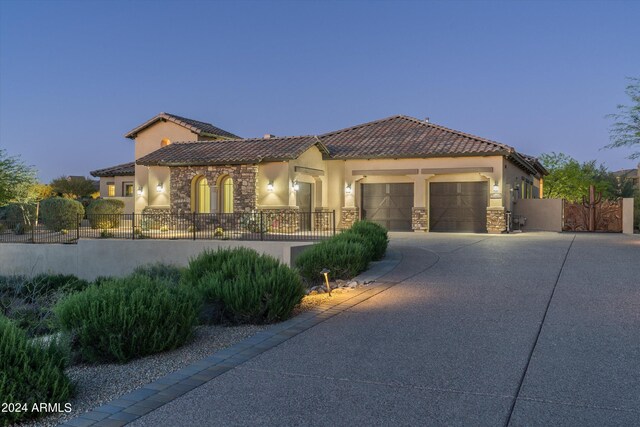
(1, 0, 639, 182)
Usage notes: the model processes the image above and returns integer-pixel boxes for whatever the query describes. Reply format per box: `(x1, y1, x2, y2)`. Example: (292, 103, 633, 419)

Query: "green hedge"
(55, 275, 200, 363)
(295, 239, 369, 285)
(40, 197, 84, 232)
(186, 248, 305, 324)
(295, 220, 388, 285)
(132, 263, 184, 285)
(349, 220, 389, 260)
(0, 315, 73, 426)
(4, 203, 37, 224)
(86, 199, 125, 229)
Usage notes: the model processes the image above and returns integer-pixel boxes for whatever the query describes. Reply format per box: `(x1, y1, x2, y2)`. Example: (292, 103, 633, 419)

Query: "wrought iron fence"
(0, 210, 336, 244)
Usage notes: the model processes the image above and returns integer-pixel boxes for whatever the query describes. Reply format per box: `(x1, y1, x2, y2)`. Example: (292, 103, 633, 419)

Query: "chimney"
(263, 134, 276, 139)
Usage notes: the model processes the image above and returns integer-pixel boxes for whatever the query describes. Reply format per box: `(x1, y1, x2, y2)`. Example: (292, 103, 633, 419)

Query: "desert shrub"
(4, 203, 37, 224)
(86, 199, 125, 229)
(349, 220, 389, 260)
(55, 275, 200, 363)
(332, 231, 376, 261)
(191, 248, 305, 324)
(132, 263, 184, 285)
(0, 274, 89, 337)
(40, 197, 84, 232)
(295, 239, 369, 285)
(21, 274, 90, 301)
(0, 315, 73, 426)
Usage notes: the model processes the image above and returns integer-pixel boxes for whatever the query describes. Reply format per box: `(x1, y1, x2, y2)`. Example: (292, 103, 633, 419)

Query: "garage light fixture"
(492, 181, 499, 193)
(267, 181, 274, 192)
(292, 181, 299, 191)
(156, 182, 164, 193)
(345, 184, 352, 194)
(137, 186, 143, 196)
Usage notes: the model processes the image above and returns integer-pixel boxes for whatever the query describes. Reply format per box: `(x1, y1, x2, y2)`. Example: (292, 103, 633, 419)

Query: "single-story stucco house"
(90, 112, 547, 233)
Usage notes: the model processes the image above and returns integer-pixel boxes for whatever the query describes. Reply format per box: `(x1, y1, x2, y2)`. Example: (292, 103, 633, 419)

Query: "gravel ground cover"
(21, 324, 266, 427)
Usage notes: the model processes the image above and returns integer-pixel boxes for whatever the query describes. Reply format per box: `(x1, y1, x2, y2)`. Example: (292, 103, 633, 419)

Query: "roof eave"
(323, 151, 509, 161)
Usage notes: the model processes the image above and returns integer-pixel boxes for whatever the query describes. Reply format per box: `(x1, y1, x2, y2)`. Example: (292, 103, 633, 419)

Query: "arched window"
(220, 176, 234, 213)
(193, 176, 210, 213)
(161, 138, 171, 147)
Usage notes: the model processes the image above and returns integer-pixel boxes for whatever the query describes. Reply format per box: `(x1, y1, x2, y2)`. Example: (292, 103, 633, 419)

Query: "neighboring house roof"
(90, 161, 136, 177)
(520, 153, 549, 176)
(613, 168, 638, 179)
(124, 112, 240, 140)
(136, 136, 329, 166)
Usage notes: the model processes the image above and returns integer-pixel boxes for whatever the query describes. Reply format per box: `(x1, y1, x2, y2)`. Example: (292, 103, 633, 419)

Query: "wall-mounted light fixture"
(156, 182, 164, 193)
(267, 181, 274, 192)
(292, 181, 299, 191)
(137, 186, 143, 196)
(492, 181, 499, 193)
(345, 184, 353, 194)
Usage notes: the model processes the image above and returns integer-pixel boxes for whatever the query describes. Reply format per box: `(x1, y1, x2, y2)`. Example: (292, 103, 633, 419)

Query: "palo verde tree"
(50, 176, 98, 199)
(606, 77, 640, 159)
(539, 152, 630, 202)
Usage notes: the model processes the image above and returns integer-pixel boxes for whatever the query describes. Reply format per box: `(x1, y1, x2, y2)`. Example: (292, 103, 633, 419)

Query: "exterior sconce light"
(292, 181, 299, 191)
(136, 186, 143, 196)
(156, 182, 164, 193)
(492, 181, 499, 193)
(267, 181, 274, 192)
(320, 268, 331, 295)
(345, 184, 353, 194)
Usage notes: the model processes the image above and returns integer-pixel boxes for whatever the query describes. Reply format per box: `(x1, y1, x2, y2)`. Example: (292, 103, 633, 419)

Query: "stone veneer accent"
(486, 207, 506, 234)
(341, 207, 359, 230)
(411, 207, 428, 232)
(314, 208, 333, 232)
(170, 165, 258, 214)
(259, 208, 300, 233)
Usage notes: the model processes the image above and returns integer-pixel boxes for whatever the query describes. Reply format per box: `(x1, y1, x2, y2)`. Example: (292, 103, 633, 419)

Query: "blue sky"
(1, 0, 639, 182)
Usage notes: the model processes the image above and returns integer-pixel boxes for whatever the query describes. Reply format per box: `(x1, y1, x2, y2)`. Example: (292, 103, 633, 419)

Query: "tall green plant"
(295, 239, 369, 285)
(86, 198, 125, 229)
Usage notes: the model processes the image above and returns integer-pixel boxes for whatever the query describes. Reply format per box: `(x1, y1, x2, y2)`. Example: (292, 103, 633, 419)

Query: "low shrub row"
(0, 315, 73, 426)
(295, 220, 388, 285)
(86, 199, 125, 229)
(189, 248, 305, 324)
(40, 197, 84, 232)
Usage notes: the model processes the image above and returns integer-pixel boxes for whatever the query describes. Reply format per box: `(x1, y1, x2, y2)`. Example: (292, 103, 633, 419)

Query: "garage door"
(429, 182, 487, 232)
(361, 183, 413, 231)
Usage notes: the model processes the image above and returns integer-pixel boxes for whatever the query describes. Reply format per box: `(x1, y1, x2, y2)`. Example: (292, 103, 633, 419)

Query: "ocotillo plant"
(581, 185, 602, 232)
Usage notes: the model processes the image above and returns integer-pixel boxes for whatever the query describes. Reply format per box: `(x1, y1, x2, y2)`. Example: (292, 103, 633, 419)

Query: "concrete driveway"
(131, 232, 640, 426)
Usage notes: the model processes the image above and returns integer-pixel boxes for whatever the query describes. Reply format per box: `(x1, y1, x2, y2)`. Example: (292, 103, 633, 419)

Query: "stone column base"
(341, 207, 359, 230)
(314, 208, 332, 231)
(412, 207, 428, 232)
(486, 207, 506, 234)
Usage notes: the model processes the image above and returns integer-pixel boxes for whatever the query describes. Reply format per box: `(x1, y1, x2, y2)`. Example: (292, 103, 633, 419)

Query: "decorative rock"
(347, 281, 358, 288)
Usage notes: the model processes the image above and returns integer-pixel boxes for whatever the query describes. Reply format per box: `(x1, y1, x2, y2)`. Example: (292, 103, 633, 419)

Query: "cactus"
(581, 185, 602, 232)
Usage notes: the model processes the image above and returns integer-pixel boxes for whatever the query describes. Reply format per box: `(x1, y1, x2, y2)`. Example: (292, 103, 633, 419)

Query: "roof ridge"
(400, 115, 514, 152)
(171, 135, 316, 145)
(319, 115, 405, 138)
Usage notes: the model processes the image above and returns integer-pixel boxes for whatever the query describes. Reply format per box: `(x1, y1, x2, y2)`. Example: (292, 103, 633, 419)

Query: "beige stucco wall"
(133, 121, 198, 212)
(513, 198, 563, 232)
(257, 146, 328, 211)
(0, 240, 314, 280)
(97, 176, 135, 214)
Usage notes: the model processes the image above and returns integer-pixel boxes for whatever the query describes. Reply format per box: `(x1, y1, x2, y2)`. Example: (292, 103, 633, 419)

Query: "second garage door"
(429, 182, 487, 232)
(361, 183, 413, 231)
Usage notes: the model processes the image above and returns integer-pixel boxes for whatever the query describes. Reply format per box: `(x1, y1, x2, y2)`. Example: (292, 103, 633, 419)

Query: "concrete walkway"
(82, 233, 640, 426)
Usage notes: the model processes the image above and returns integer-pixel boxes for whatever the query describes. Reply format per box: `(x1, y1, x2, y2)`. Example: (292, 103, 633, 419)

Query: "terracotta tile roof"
(318, 115, 514, 159)
(124, 113, 240, 140)
(520, 153, 548, 176)
(90, 161, 135, 177)
(136, 136, 327, 166)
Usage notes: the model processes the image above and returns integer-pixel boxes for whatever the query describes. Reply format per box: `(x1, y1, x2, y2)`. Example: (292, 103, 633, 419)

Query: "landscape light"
(320, 268, 331, 295)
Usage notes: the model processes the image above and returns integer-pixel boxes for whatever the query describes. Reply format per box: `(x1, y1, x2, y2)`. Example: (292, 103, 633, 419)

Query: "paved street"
(130, 233, 640, 426)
